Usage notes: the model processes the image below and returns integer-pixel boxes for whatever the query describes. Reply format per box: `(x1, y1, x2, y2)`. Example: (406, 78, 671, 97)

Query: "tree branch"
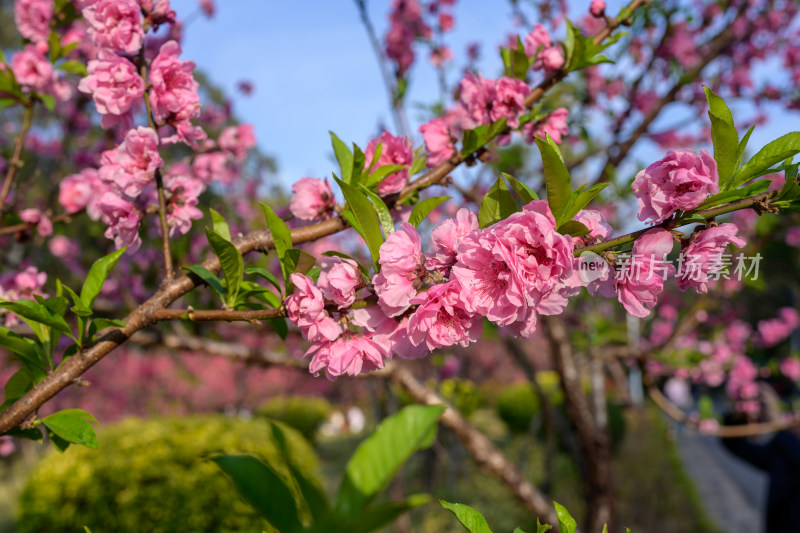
(0, 104, 34, 213)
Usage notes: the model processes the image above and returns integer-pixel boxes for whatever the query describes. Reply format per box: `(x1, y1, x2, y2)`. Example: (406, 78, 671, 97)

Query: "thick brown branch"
(152, 308, 285, 321)
(390, 365, 561, 527)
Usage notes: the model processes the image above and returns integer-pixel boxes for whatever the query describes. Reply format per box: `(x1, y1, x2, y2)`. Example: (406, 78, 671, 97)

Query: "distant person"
(721, 412, 800, 533)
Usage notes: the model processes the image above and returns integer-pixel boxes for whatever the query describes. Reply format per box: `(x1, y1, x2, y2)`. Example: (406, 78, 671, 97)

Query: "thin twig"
(0, 104, 35, 213)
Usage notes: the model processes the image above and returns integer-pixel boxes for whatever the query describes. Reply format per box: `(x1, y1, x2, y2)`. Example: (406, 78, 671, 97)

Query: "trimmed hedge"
(17, 415, 318, 533)
(258, 395, 332, 440)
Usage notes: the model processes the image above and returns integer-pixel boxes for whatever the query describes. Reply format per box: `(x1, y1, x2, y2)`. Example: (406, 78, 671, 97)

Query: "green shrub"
(439, 378, 483, 417)
(495, 383, 540, 434)
(17, 416, 318, 533)
(258, 395, 332, 440)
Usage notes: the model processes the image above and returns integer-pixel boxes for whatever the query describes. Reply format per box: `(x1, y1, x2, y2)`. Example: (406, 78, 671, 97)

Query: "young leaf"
(336, 404, 445, 516)
(554, 502, 577, 533)
(284, 249, 317, 279)
(80, 248, 126, 310)
(212, 455, 303, 533)
(557, 220, 591, 237)
(206, 228, 244, 307)
(349, 495, 431, 533)
(58, 60, 88, 76)
(502, 173, 539, 203)
(535, 134, 572, 221)
(260, 203, 293, 286)
(479, 177, 517, 229)
(267, 317, 289, 340)
(2, 369, 32, 409)
(558, 182, 610, 225)
(331, 131, 354, 184)
(0, 300, 71, 334)
(363, 164, 407, 189)
(41, 410, 98, 449)
(209, 208, 231, 241)
(440, 501, 494, 533)
(733, 132, 800, 188)
(359, 185, 395, 236)
(335, 178, 384, 269)
(245, 267, 283, 295)
(703, 87, 739, 188)
(408, 196, 451, 227)
(696, 179, 771, 210)
(183, 265, 226, 299)
(535, 519, 553, 533)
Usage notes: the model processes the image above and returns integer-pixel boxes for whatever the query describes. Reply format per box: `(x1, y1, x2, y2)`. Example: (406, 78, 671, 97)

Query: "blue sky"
(171, 0, 796, 192)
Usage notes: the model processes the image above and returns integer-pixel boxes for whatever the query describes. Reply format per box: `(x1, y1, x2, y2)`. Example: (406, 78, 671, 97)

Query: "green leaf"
(535, 519, 553, 533)
(336, 405, 445, 516)
(270, 423, 330, 521)
(183, 265, 226, 299)
(501, 37, 533, 80)
(267, 317, 289, 340)
(461, 119, 508, 157)
(733, 132, 800, 188)
(602, 525, 608, 533)
(209, 208, 231, 241)
(554, 502, 577, 533)
(558, 183, 610, 225)
(703, 87, 739, 188)
(0, 300, 71, 335)
(2, 369, 32, 410)
(536, 134, 572, 221)
(41, 410, 97, 449)
(335, 177, 384, 270)
(3, 426, 42, 441)
(0, 98, 17, 110)
(38, 92, 56, 112)
(363, 164, 407, 189)
(331, 132, 354, 184)
(283, 249, 317, 280)
(0, 327, 46, 370)
(479, 176, 517, 228)
(350, 495, 431, 533)
(778, 163, 800, 201)
(212, 455, 303, 533)
(359, 185, 395, 236)
(409, 153, 427, 176)
(502, 173, 539, 203)
(440, 501, 493, 533)
(736, 125, 756, 172)
(557, 220, 591, 237)
(245, 267, 282, 295)
(58, 59, 88, 76)
(260, 203, 293, 287)
(696, 179, 771, 210)
(409, 196, 451, 227)
(90, 318, 126, 332)
(80, 248, 126, 309)
(206, 228, 244, 308)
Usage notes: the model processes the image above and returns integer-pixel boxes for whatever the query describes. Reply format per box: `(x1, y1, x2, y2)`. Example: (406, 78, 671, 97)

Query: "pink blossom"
(384, 0, 430, 76)
(285, 273, 341, 342)
(99, 127, 163, 198)
(318, 256, 362, 309)
(372, 223, 425, 317)
(453, 201, 574, 337)
(163, 168, 204, 236)
(19, 208, 52, 237)
(458, 71, 494, 127)
(785, 226, 800, 247)
(15, 0, 53, 43)
(82, 0, 144, 54)
(590, 0, 606, 17)
(429, 46, 452, 68)
(97, 192, 142, 251)
(426, 208, 479, 275)
(48, 236, 79, 261)
(59, 168, 108, 219)
(350, 307, 428, 360)
(758, 307, 800, 348)
(78, 50, 144, 130)
(677, 224, 745, 293)
(539, 47, 565, 71)
(407, 280, 482, 350)
(192, 152, 229, 185)
(419, 117, 455, 166)
(364, 132, 414, 195)
(573, 209, 613, 245)
(439, 13, 454, 31)
(0, 437, 15, 457)
(727, 355, 758, 400)
(199, 0, 215, 17)
(698, 419, 720, 435)
(523, 108, 569, 144)
(781, 358, 800, 381)
(614, 228, 676, 318)
(140, 0, 176, 26)
(10, 45, 53, 91)
(523, 24, 552, 57)
(218, 124, 256, 162)
(304, 335, 386, 380)
(148, 41, 201, 126)
(632, 149, 719, 224)
(491, 77, 530, 128)
(290, 177, 335, 221)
